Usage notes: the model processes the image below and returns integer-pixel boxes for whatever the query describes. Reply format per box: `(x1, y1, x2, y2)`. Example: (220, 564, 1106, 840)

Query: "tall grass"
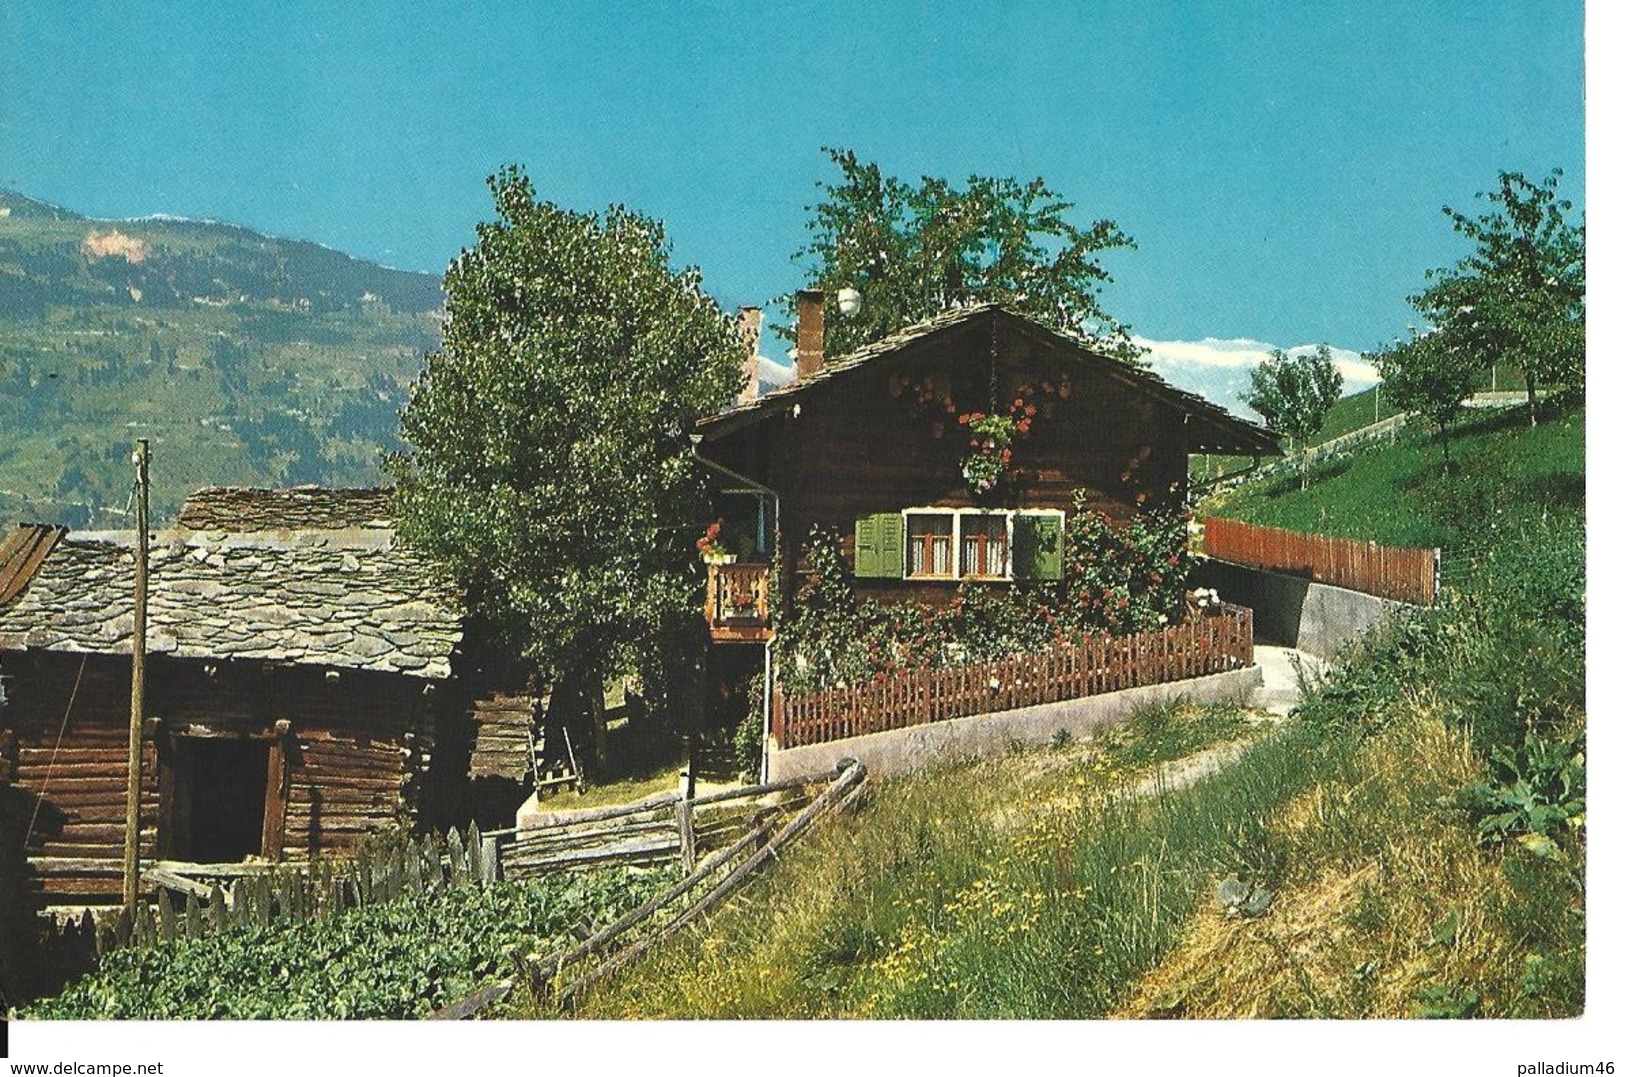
(1117, 709, 1582, 1018)
(572, 703, 1338, 1019)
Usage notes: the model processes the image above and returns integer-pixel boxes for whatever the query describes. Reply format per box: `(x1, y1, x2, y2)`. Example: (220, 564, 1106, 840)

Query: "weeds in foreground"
(1116, 710, 1582, 1018)
(571, 702, 1326, 1019)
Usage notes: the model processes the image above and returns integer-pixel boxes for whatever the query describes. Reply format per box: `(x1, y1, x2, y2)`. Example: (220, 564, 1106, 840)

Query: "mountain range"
(0, 191, 440, 525)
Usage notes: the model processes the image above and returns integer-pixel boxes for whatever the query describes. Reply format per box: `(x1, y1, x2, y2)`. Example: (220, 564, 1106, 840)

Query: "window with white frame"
(906, 512, 955, 578)
(959, 512, 1009, 578)
(889, 508, 1062, 581)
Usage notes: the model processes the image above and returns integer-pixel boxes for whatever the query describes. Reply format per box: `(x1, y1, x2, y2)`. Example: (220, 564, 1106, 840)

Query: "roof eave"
(698, 303, 1285, 456)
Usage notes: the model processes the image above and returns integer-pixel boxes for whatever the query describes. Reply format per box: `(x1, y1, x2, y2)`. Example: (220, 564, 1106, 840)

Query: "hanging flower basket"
(957, 401, 1036, 496)
(961, 452, 1007, 495)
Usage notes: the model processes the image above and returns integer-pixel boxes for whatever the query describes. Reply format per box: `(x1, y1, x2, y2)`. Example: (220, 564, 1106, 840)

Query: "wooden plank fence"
(1203, 517, 1440, 606)
(771, 604, 1253, 750)
(31, 822, 497, 968)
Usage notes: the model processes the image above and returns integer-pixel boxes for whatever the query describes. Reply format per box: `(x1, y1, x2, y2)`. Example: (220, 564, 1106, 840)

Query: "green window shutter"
(854, 513, 904, 578)
(1013, 513, 1064, 581)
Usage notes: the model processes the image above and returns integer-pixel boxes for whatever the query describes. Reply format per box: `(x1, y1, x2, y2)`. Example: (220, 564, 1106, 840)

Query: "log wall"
(0, 651, 440, 904)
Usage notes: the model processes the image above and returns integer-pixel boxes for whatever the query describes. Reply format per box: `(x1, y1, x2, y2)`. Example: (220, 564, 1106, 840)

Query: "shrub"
(1297, 512, 1583, 754)
(732, 673, 765, 776)
(1451, 725, 1585, 848)
(28, 866, 678, 1020)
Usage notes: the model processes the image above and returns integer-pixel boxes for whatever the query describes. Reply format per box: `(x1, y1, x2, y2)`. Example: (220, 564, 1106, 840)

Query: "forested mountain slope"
(0, 190, 443, 525)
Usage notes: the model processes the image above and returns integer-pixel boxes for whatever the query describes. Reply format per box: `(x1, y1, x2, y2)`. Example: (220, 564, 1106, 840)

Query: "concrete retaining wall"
(1193, 559, 1407, 659)
(766, 665, 1263, 783)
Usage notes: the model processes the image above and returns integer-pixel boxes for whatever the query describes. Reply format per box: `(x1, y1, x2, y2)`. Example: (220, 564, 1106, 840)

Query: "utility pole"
(122, 439, 149, 912)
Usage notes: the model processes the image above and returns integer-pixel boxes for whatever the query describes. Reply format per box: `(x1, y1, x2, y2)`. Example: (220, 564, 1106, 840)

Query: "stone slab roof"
(0, 490, 462, 679)
(177, 487, 395, 532)
(0, 525, 65, 605)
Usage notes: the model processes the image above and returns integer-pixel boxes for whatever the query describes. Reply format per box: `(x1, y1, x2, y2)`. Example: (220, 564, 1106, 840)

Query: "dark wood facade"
(0, 490, 539, 908)
(698, 306, 1277, 616)
(0, 651, 449, 903)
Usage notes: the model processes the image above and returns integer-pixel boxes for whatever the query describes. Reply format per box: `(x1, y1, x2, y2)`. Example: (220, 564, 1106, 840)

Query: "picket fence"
(772, 604, 1254, 749)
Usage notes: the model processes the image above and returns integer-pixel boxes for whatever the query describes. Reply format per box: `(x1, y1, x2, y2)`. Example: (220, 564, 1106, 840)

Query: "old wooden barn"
(0, 487, 537, 907)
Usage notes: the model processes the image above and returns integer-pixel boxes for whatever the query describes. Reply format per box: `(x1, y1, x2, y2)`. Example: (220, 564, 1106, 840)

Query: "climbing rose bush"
(775, 492, 1198, 693)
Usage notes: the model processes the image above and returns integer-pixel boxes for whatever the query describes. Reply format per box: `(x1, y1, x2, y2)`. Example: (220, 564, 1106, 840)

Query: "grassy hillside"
(1189, 360, 1528, 486)
(567, 404, 1584, 1020)
(1203, 404, 1583, 561)
(0, 191, 443, 526)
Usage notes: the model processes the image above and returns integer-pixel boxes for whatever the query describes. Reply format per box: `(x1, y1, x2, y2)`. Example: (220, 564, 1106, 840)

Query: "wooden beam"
(262, 734, 289, 861)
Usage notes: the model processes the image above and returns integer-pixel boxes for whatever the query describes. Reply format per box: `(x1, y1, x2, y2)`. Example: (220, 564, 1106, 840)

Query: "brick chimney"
(737, 306, 762, 405)
(795, 289, 825, 379)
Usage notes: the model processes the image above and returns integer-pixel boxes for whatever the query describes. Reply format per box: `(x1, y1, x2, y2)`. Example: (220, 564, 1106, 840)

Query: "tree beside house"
(390, 166, 744, 773)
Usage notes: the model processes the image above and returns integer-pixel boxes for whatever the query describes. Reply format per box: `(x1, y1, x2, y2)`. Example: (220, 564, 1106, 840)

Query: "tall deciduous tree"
(1413, 170, 1584, 426)
(797, 147, 1140, 361)
(1371, 331, 1478, 467)
(1242, 345, 1343, 489)
(391, 166, 743, 768)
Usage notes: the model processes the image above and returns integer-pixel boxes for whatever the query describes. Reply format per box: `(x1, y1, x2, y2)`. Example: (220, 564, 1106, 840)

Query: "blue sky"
(0, 1, 1584, 355)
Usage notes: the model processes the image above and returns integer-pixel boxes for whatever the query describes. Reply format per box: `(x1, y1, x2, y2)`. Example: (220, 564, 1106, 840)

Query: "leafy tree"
(1412, 170, 1584, 426)
(796, 147, 1139, 361)
(1370, 330, 1478, 467)
(1241, 345, 1343, 489)
(391, 166, 743, 768)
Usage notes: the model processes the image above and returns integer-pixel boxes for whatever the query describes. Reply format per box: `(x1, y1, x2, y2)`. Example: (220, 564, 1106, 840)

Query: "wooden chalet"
(697, 296, 1279, 634)
(692, 296, 1280, 730)
(0, 487, 538, 906)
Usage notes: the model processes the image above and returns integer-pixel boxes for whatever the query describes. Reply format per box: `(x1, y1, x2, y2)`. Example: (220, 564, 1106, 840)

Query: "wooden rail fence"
(771, 604, 1253, 750)
(495, 769, 837, 879)
(23, 762, 866, 1010)
(31, 763, 857, 976)
(1203, 517, 1440, 606)
(432, 761, 870, 1019)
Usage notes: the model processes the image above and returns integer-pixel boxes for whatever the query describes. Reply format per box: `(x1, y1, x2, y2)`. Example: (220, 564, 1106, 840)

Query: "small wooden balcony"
(705, 562, 773, 643)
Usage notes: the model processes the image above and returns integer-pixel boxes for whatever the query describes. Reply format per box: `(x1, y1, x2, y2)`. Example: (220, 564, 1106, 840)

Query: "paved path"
(1125, 645, 1324, 799)
(1250, 644, 1325, 716)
